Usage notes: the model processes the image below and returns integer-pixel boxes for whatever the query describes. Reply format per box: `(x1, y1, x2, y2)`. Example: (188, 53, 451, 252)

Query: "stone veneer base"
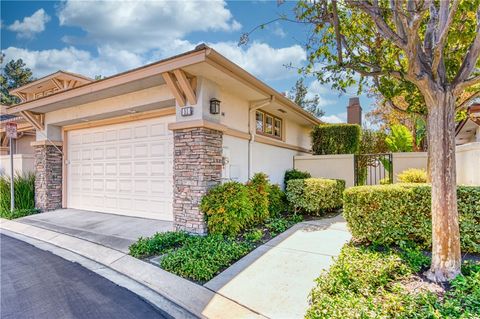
(33, 144, 63, 211)
(172, 127, 223, 234)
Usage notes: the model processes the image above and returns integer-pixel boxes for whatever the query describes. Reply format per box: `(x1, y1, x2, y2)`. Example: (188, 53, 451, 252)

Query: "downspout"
(248, 96, 274, 179)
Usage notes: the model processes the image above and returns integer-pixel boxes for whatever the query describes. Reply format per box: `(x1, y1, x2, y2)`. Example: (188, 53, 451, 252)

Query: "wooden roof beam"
(162, 72, 186, 107)
(173, 69, 197, 105)
(19, 111, 44, 131)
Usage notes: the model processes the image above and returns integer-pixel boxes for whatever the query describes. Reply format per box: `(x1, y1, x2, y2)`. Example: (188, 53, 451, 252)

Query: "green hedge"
(246, 173, 270, 224)
(311, 124, 361, 155)
(200, 181, 254, 237)
(286, 178, 345, 215)
(284, 169, 311, 186)
(343, 184, 480, 253)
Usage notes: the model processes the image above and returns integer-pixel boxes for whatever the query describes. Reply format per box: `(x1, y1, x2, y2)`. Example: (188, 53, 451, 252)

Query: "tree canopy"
(288, 78, 325, 118)
(1, 56, 34, 105)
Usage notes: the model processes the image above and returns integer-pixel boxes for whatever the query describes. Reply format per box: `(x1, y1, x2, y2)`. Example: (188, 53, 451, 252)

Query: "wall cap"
(31, 140, 63, 147)
(294, 154, 354, 160)
(456, 142, 480, 152)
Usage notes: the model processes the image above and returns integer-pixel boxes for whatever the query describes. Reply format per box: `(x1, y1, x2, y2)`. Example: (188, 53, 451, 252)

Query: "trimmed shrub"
(246, 173, 270, 224)
(284, 169, 311, 186)
(160, 235, 251, 282)
(268, 184, 287, 217)
(343, 184, 480, 253)
(397, 168, 427, 183)
(311, 124, 361, 155)
(0, 172, 35, 214)
(200, 181, 254, 237)
(129, 231, 190, 258)
(286, 178, 345, 215)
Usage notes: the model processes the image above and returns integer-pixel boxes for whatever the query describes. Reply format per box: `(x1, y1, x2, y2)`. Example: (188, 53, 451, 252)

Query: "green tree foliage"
(0, 55, 34, 105)
(288, 78, 325, 118)
(385, 125, 414, 152)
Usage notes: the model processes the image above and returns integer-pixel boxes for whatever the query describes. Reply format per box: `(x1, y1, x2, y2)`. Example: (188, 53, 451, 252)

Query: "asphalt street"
(0, 234, 167, 319)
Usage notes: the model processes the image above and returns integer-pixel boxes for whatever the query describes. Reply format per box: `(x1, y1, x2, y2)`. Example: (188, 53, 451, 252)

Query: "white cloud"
(2, 46, 143, 78)
(209, 41, 306, 80)
(321, 112, 347, 124)
(8, 9, 50, 38)
(271, 22, 286, 38)
(57, 0, 241, 53)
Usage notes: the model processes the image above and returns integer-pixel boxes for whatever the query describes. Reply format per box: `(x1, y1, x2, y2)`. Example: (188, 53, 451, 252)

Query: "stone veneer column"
(33, 144, 63, 211)
(173, 127, 223, 234)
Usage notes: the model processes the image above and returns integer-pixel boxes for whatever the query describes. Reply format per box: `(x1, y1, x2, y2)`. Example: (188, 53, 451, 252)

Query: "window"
(255, 110, 283, 139)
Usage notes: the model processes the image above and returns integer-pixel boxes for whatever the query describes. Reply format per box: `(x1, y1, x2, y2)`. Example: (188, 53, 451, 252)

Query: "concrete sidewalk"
(205, 215, 351, 319)
(18, 209, 173, 253)
(0, 218, 264, 319)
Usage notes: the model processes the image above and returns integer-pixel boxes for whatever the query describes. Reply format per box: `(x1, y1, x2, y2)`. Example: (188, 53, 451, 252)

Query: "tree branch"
(456, 90, 480, 110)
(432, 0, 460, 80)
(453, 6, 480, 89)
(346, 0, 407, 49)
(455, 75, 480, 93)
(331, 0, 343, 64)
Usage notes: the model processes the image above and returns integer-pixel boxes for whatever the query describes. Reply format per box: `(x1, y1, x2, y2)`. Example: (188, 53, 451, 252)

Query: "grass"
(306, 243, 480, 319)
(0, 173, 37, 219)
(129, 214, 304, 283)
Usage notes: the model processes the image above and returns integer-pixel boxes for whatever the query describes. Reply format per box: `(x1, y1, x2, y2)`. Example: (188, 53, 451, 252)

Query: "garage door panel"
(67, 115, 174, 220)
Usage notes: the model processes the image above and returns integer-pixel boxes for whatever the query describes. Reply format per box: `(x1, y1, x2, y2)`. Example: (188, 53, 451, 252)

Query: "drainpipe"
(248, 96, 274, 179)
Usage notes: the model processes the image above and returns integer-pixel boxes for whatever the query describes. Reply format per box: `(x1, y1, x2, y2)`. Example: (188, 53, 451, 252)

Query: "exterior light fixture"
(210, 98, 221, 115)
(181, 106, 193, 117)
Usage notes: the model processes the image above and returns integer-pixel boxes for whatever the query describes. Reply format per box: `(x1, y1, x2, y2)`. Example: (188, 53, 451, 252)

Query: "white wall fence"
(0, 154, 35, 177)
(294, 142, 480, 186)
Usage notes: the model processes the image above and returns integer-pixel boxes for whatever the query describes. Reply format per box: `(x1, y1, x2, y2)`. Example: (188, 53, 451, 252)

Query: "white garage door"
(67, 116, 174, 220)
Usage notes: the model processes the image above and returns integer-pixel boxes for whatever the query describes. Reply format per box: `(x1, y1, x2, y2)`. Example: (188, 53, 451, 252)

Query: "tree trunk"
(425, 90, 461, 282)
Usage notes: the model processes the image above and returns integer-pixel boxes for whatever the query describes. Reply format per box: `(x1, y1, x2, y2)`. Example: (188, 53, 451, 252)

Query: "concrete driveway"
(18, 209, 173, 253)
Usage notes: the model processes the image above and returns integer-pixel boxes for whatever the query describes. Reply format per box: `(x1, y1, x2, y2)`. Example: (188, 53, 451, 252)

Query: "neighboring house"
(456, 103, 480, 145)
(0, 105, 36, 176)
(5, 44, 321, 234)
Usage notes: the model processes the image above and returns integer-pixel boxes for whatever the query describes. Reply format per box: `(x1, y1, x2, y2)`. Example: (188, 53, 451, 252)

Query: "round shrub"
(200, 182, 254, 237)
(397, 168, 427, 183)
(246, 173, 271, 224)
(268, 184, 287, 217)
(284, 169, 311, 187)
(343, 184, 480, 253)
(286, 178, 345, 215)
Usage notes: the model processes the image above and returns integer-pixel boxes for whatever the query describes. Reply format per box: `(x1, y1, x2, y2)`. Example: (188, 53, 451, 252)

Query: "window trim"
(255, 110, 283, 140)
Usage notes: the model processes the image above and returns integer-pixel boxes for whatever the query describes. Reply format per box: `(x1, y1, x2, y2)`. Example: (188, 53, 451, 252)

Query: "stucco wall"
(0, 154, 35, 177)
(294, 154, 355, 187)
(456, 142, 480, 185)
(392, 152, 428, 183)
(222, 135, 249, 183)
(16, 135, 35, 154)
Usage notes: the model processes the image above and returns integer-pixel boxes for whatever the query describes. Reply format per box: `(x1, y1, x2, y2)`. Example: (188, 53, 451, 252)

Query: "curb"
(0, 218, 265, 319)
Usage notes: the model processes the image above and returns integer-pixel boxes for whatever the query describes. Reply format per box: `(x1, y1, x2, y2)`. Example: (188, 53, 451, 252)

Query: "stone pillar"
(173, 127, 223, 234)
(33, 143, 63, 211)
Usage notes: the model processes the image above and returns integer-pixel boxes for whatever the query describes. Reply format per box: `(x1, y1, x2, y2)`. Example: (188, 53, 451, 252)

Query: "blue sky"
(1, 0, 376, 123)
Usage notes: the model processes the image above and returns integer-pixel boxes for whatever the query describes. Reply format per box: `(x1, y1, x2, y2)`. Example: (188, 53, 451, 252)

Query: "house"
(456, 103, 480, 145)
(6, 44, 321, 234)
(0, 105, 36, 176)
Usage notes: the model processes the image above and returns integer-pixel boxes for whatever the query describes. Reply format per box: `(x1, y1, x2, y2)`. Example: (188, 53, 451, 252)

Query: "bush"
(243, 229, 263, 243)
(306, 244, 480, 319)
(129, 231, 190, 258)
(343, 184, 480, 253)
(201, 181, 254, 237)
(268, 184, 287, 217)
(246, 173, 270, 224)
(311, 124, 361, 155)
(160, 235, 251, 282)
(266, 215, 303, 236)
(286, 178, 345, 215)
(397, 168, 427, 183)
(385, 124, 414, 152)
(284, 169, 311, 186)
(0, 172, 35, 214)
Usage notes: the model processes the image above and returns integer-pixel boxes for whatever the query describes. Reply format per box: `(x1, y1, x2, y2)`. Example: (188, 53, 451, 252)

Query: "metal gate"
(354, 153, 393, 186)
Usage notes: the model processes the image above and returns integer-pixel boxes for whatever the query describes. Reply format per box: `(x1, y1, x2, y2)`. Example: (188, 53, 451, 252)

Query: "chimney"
(347, 97, 362, 126)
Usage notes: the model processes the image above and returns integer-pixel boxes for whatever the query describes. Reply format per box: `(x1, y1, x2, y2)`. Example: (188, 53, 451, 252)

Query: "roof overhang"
(6, 45, 322, 126)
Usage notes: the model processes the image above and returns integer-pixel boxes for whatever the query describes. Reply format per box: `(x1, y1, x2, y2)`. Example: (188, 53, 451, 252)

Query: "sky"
(1, 0, 376, 123)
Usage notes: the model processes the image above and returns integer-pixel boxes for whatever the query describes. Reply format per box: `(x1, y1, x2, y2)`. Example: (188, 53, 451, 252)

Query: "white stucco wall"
(0, 154, 35, 177)
(15, 135, 35, 154)
(456, 142, 480, 185)
(294, 155, 355, 187)
(392, 152, 428, 183)
(222, 135, 249, 183)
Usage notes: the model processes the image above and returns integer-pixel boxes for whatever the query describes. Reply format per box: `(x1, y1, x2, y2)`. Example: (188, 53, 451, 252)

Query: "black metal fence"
(354, 153, 393, 186)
